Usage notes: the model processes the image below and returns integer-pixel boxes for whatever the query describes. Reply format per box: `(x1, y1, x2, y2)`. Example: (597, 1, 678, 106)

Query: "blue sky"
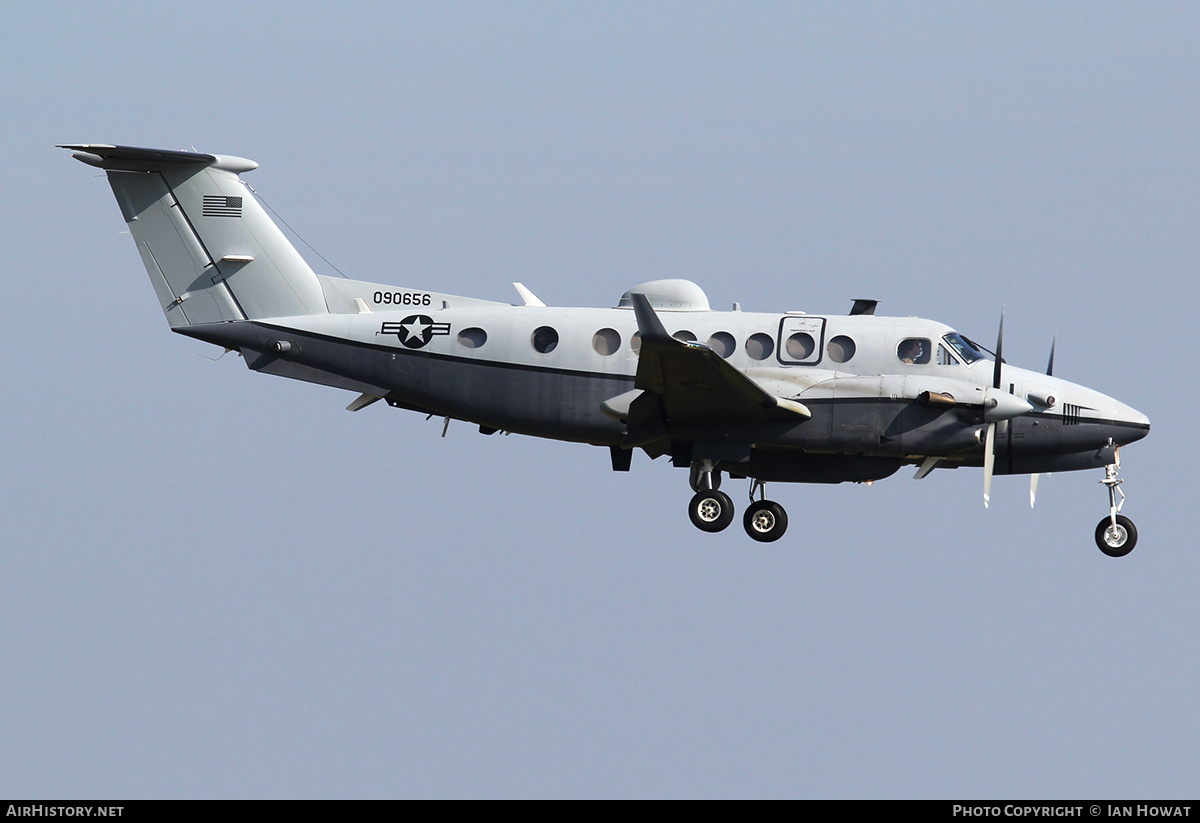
(3, 1, 1197, 798)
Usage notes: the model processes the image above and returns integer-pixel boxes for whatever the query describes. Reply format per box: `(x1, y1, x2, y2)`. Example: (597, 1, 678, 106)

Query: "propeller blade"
(1046, 334, 1056, 377)
(983, 422, 996, 508)
(1030, 472, 1040, 508)
(992, 309, 1005, 390)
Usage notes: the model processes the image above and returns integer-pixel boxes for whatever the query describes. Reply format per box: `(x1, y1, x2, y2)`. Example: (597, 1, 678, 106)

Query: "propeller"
(983, 416, 997, 508)
(981, 309, 1033, 507)
(992, 310, 1005, 392)
(1030, 334, 1056, 507)
(983, 311, 1004, 508)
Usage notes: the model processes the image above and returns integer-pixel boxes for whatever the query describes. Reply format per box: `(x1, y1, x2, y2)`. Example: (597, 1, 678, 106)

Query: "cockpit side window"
(942, 332, 985, 364)
(937, 344, 959, 365)
(897, 338, 931, 365)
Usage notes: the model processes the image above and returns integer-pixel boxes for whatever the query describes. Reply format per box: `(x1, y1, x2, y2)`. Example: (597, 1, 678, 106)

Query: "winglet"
(629, 292, 672, 343)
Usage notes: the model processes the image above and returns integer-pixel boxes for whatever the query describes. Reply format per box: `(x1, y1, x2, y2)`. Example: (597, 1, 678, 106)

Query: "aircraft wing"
(627, 293, 810, 425)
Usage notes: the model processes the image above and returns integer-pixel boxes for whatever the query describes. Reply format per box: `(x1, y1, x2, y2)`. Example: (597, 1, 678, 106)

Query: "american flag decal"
(202, 195, 243, 217)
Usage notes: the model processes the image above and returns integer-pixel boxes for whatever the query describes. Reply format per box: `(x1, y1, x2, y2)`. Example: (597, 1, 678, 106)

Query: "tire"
(743, 500, 788, 542)
(1095, 514, 1137, 557)
(689, 490, 734, 533)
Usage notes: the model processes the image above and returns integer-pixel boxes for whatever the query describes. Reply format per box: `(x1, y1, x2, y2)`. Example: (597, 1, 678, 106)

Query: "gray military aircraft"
(62, 144, 1150, 553)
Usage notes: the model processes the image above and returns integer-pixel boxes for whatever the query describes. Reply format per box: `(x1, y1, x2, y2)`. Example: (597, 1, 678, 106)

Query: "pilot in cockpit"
(898, 339, 925, 364)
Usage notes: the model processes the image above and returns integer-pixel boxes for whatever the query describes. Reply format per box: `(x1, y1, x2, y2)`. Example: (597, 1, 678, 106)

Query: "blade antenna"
(1046, 334, 1056, 377)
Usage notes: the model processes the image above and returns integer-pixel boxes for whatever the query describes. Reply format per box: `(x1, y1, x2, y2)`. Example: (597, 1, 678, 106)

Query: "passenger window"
(707, 332, 735, 358)
(592, 328, 621, 356)
(457, 327, 487, 349)
(897, 338, 931, 365)
(827, 335, 856, 363)
(785, 332, 816, 360)
(746, 333, 774, 361)
(531, 326, 559, 354)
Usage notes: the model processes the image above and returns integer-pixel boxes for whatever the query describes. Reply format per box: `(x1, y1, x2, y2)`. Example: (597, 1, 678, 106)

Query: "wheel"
(688, 464, 722, 492)
(743, 500, 788, 542)
(688, 490, 734, 532)
(1095, 514, 1137, 557)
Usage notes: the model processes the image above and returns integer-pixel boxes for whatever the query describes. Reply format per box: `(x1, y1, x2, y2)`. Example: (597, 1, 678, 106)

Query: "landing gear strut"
(1095, 450, 1137, 557)
(689, 459, 722, 492)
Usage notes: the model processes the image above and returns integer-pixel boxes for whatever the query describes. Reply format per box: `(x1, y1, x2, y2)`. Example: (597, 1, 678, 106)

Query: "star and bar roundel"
(381, 316, 451, 349)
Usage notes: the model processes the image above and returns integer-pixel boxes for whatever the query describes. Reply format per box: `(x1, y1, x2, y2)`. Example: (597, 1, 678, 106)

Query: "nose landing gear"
(1095, 451, 1137, 557)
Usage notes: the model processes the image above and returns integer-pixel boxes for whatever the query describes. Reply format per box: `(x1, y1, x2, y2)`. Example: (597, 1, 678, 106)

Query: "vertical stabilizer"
(61, 144, 328, 326)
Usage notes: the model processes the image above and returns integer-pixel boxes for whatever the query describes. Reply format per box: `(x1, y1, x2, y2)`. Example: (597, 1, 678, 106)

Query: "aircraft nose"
(1115, 401, 1150, 444)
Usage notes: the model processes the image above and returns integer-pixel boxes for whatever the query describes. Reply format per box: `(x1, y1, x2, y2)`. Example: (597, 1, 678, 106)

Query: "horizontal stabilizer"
(59, 143, 216, 169)
(59, 144, 258, 173)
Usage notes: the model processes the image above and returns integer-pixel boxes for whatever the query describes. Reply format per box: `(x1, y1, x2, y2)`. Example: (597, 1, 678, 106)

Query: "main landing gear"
(687, 462, 789, 542)
(1095, 450, 1137, 557)
(744, 483, 788, 543)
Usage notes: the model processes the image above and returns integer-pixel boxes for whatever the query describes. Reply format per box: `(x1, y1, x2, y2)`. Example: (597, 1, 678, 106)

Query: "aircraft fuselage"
(179, 288, 1149, 483)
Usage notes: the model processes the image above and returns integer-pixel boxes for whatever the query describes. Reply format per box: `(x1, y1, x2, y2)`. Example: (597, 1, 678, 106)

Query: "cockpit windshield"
(942, 332, 986, 364)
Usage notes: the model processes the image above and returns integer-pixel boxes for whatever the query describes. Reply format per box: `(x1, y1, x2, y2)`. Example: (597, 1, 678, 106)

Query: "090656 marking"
(373, 291, 431, 306)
